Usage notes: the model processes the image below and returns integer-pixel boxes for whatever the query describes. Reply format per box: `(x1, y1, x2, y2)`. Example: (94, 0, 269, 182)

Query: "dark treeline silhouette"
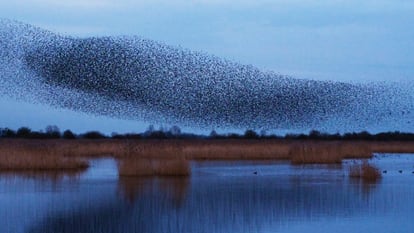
(1, 126, 414, 141)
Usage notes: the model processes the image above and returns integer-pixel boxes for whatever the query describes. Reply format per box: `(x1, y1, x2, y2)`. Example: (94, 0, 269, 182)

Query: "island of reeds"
(1, 126, 414, 177)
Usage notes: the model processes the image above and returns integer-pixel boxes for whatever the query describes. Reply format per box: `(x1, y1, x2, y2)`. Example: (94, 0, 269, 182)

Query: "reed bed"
(119, 140, 185, 159)
(0, 140, 89, 170)
(182, 140, 291, 160)
(349, 162, 382, 181)
(1, 139, 412, 175)
(289, 141, 373, 164)
(369, 141, 414, 153)
(338, 142, 372, 159)
(289, 142, 343, 164)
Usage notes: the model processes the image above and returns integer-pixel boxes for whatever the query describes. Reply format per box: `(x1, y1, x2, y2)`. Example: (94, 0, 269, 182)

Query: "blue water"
(0, 155, 414, 233)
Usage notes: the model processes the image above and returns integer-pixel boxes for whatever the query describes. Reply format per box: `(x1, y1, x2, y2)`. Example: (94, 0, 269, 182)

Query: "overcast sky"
(1, 0, 413, 133)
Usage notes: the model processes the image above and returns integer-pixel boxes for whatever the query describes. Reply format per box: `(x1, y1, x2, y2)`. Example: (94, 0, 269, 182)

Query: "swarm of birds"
(1, 19, 413, 131)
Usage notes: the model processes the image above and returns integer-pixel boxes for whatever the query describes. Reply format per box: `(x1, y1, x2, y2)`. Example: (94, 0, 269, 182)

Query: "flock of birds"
(1, 19, 413, 132)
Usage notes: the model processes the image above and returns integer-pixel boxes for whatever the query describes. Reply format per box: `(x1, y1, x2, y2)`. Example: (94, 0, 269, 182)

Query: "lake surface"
(1, 154, 414, 233)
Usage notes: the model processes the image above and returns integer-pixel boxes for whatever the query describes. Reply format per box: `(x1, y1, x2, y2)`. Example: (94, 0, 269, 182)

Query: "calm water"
(1, 154, 414, 233)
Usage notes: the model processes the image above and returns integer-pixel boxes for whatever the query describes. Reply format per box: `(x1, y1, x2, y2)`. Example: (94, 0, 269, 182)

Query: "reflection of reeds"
(117, 158, 190, 176)
(118, 177, 189, 203)
(349, 162, 382, 181)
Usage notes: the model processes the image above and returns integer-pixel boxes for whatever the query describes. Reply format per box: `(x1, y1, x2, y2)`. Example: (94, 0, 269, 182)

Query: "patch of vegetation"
(1, 126, 414, 141)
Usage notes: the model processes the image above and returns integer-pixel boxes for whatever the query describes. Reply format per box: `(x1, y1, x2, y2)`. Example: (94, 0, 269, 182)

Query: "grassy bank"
(1, 139, 413, 175)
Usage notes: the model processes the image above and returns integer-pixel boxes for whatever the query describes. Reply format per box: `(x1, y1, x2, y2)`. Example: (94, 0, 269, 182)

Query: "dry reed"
(289, 142, 343, 164)
(289, 141, 373, 164)
(1, 139, 412, 174)
(182, 140, 291, 160)
(0, 140, 89, 170)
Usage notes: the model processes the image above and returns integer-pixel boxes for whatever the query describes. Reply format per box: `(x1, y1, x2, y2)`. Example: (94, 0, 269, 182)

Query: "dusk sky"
(1, 0, 413, 134)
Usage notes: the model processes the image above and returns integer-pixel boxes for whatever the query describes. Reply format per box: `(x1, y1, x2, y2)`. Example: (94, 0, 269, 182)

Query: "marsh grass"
(349, 161, 382, 181)
(290, 142, 373, 164)
(1, 139, 410, 175)
(0, 140, 89, 170)
(290, 142, 344, 164)
(183, 140, 291, 160)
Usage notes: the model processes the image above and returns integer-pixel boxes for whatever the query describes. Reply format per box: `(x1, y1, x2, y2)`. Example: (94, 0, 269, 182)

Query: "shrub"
(16, 127, 32, 138)
(45, 125, 61, 138)
(244, 129, 259, 139)
(81, 131, 107, 139)
(63, 130, 77, 139)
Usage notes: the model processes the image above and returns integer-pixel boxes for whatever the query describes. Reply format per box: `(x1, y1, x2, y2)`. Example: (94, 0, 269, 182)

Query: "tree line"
(1, 126, 414, 141)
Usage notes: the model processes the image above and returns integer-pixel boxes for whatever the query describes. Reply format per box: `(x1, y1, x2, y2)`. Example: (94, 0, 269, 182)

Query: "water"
(1, 155, 414, 233)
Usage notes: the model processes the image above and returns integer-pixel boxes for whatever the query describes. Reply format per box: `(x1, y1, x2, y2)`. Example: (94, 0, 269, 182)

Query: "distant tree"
(169, 125, 181, 136)
(357, 131, 371, 140)
(228, 133, 242, 139)
(124, 133, 143, 139)
(147, 130, 167, 139)
(45, 125, 61, 138)
(260, 129, 267, 137)
(209, 129, 218, 138)
(244, 129, 259, 139)
(81, 131, 106, 139)
(158, 126, 167, 133)
(144, 124, 155, 136)
(147, 125, 155, 132)
(16, 127, 32, 138)
(63, 130, 77, 139)
(0, 128, 16, 138)
(309, 130, 321, 139)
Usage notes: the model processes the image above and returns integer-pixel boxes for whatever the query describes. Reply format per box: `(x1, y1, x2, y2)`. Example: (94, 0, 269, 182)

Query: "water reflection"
(0, 169, 86, 186)
(1, 157, 414, 233)
(117, 177, 189, 205)
(25, 175, 412, 233)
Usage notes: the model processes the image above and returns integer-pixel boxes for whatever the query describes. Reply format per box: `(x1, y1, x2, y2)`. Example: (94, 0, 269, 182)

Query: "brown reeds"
(349, 161, 382, 181)
(289, 141, 373, 164)
(182, 140, 291, 160)
(0, 140, 89, 170)
(3, 138, 411, 174)
(289, 142, 343, 164)
(338, 142, 372, 159)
